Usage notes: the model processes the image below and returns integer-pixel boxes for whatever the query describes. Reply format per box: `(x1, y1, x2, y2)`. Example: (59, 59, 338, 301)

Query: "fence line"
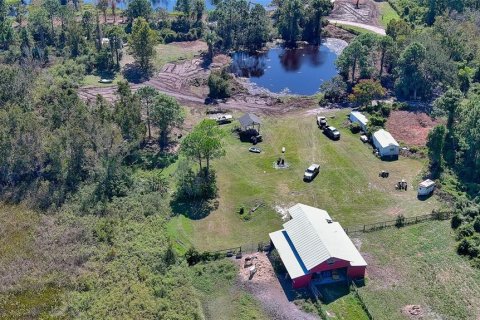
(343, 210, 452, 235)
(350, 281, 375, 320)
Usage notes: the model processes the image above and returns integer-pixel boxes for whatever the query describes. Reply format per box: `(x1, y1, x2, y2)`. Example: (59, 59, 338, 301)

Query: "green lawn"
(168, 109, 440, 251)
(154, 43, 205, 69)
(336, 24, 379, 35)
(83, 73, 126, 87)
(357, 221, 480, 319)
(378, 2, 400, 28)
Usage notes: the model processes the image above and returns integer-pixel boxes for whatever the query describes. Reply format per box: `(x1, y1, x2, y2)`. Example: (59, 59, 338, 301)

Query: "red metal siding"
(347, 266, 366, 279)
(292, 274, 312, 289)
(309, 258, 350, 274)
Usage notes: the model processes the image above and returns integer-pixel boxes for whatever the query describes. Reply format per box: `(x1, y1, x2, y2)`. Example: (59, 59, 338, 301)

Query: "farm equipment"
(396, 180, 408, 191)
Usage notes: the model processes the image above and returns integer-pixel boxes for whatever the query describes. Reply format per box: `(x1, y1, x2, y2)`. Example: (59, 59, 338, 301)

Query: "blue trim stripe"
(282, 230, 309, 275)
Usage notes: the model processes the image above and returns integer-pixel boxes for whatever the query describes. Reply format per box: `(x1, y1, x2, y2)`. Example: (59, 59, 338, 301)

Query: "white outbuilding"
(349, 111, 369, 132)
(418, 179, 435, 196)
(372, 129, 399, 159)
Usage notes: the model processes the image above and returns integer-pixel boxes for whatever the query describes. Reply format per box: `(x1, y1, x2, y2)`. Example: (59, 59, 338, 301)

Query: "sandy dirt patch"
(386, 111, 443, 146)
(237, 253, 319, 320)
(329, 0, 380, 26)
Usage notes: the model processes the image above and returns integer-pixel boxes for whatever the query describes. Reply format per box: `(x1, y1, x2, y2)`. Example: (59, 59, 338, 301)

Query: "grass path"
(377, 2, 400, 28)
(168, 109, 439, 251)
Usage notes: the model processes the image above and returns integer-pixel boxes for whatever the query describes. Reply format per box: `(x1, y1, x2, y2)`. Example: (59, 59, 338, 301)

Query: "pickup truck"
(317, 116, 327, 128)
(324, 126, 341, 140)
(304, 164, 320, 181)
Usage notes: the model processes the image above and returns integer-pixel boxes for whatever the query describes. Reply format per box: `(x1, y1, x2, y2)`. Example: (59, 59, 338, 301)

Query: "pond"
(78, 0, 273, 11)
(230, 38, 347, 96)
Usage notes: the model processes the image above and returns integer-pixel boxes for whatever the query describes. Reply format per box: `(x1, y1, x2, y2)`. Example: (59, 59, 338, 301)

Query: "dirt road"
(328, 19, 386, 35)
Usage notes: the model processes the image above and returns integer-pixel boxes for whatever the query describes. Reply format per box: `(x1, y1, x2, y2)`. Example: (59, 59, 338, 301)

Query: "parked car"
(317, 116, 327, 128)
(304, 164, 320, 181)
(249, 147, 261, 153)
(324, 126, 341, 140)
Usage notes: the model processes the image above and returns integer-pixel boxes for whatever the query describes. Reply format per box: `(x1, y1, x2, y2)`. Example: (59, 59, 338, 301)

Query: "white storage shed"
(418, 179, 435, 196)
(349, 111, 369, 132)
(372, 129, 399, 159)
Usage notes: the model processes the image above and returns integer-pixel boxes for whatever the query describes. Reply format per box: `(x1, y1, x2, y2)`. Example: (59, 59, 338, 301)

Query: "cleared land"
(386, 111, 442, 146)
(168, 109, 440, 252)
(357, 221, 480, 320)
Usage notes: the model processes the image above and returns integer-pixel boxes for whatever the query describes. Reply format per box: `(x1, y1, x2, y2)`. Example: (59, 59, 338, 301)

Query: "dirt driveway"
(237, 253, 319, 320)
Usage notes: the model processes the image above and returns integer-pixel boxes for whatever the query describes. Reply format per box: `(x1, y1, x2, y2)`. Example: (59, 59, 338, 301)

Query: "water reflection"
(231, 43, 339, 95)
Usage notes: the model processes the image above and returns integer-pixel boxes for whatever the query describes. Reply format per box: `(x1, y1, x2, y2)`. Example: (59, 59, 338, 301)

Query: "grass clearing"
(357, 220, 480, 319)
(154, 42, 206, 69)
(335, 24, 378, 35)
(83, 73, 126, 87)
(191, 260, 269, 320)
(378, 2, 400, 28)
(168, 109, 440, 251)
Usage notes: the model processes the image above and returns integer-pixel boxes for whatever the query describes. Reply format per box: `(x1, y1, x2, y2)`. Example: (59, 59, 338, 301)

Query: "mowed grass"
(336, 24, 379, 35)
(154, 42, 205, 69)
(357, 221, 480, 319)
(378, 2, 400, 28)
(168, 109, 440, 251)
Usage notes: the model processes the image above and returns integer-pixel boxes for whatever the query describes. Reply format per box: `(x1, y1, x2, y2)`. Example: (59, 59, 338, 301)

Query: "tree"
(320, 75, 347, 102)
(395, 42, 427, 100)
(204, 30, 219, 60)
(276, 0, 303, 46)
(97, 0, 109, 23)
(181, 119, 225, 175)
(433, 88, 463, 131)
(42, 0, 60, 36)
(106, 26, 124, 68)
(349, 79, 386, 107)
(150, 93, 184, 149)
(427, 125, 446, 176)
(336, 39, 367, 82)
(82, 10, 94, 40)
(130, 17, 156, 72)
(114, 81, 145, 142)
(245, 4, 270, 51)
(208, 71, 230, 99)
(126, 0, 152, 22)
(305, 0, 332, 44)
(136, 86, 158, 140)
(378, 36, 395, 77)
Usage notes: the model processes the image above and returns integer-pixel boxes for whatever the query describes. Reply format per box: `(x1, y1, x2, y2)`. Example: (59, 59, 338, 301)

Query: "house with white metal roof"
(269, 204, 367, 289)
(372, 129, 400, 159)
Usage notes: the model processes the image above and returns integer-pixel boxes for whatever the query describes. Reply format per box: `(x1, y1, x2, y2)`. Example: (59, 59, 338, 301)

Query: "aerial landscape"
(2, 0, 480, 319)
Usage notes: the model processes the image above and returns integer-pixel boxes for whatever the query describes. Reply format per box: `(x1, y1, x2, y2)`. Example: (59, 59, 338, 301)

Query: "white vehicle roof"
(307, 164, 320, 171)
(350, 111, 369, 126)
(419, 179, 435, 188)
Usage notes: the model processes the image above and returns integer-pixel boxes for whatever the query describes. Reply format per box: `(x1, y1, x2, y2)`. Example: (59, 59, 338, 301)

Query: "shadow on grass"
(318, 283, 351, 304)
(170, 198, 217, 220)
(123, 63, 150, 84)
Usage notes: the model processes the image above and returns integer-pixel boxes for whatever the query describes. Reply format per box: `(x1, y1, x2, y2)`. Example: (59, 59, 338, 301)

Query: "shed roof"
(239, 113, 262, 128)
(269, 204, 367, 279)
(373, 129, 399, 148)
(350, 111, 369, 126)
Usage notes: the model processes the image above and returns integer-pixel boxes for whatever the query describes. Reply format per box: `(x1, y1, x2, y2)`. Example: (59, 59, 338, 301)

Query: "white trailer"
(349, 111, 369, 132)
(372, 129, 399, 159)
(418, 179, 435, 196)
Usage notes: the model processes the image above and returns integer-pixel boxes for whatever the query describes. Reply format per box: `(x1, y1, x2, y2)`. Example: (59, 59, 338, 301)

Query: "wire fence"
(343, 210, 452, 235)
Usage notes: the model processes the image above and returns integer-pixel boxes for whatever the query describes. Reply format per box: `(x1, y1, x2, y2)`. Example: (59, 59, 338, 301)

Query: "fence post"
(363, 225, 366, 232)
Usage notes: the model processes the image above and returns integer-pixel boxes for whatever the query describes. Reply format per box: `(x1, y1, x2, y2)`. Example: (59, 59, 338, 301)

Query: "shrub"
(208, 71, 231, 99)
(451, 214, 462, 229)
(474, 216, 480, 233)
(395, 214, 406, 228)
(320, 75, 347, 102)
(350, 123, 361, 134)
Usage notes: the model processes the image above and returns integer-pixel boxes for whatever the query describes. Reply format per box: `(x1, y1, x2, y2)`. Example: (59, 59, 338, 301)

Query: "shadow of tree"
(170, 198, 217, 220)
(122, 63, 150, 84)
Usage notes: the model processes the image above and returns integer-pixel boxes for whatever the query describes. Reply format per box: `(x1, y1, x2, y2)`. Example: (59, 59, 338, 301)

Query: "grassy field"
(168, 109, 440, 251)
(153, 42, 205, 69)
(83, 73, 126, 87)
(378, 2, 400, 28)
(357, 221, 480, 319)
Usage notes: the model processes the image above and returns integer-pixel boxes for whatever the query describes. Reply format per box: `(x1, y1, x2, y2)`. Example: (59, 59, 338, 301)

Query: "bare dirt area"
(324, 24, 357, 42)
(79, 56, 317, 115)
(237, 253, 319, 320)
(329, 0, 380, 26)
(386, 111, 443, 146)
(401, 305, 425, 319)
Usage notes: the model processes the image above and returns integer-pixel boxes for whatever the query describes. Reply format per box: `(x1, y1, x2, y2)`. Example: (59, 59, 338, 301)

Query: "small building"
(269, 204, 367, 289)
(349, 111, 369, 132)
(372, 129, 399, 159)
(418, 179, 435, 196)
(239, 113, 262, 133)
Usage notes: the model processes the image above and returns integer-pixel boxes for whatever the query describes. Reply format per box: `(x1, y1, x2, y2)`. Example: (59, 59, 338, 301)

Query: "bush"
(350, 123, 361, 134)
(451, 214, 463, 229)
(474, 216, 480, 233)
(320, 75, 347, 102)
(395, 214, 406, 228)
(208, 71, 231, 99)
